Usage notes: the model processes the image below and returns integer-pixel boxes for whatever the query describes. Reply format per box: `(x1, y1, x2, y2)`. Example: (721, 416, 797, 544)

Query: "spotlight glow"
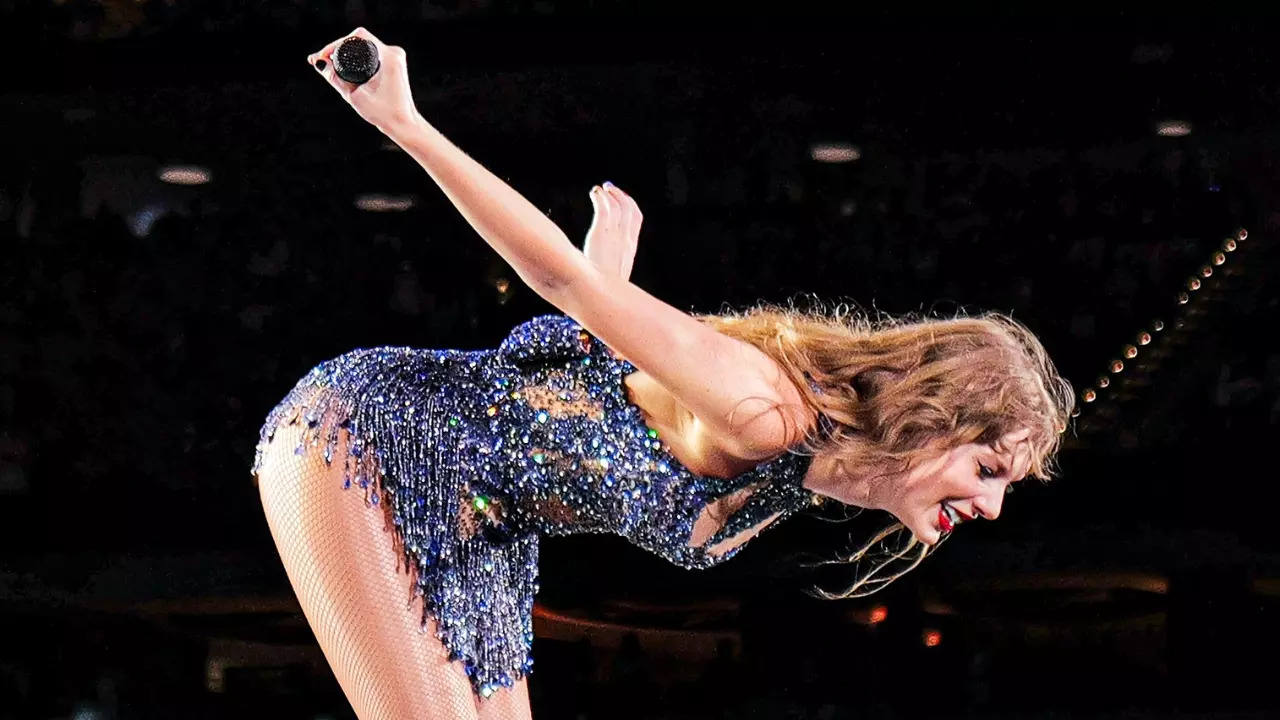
(355, 194, 416, 212)
(1155, 120, 1192, 137)
(158, 165, 212, 185)
(810, 142, 862, 163)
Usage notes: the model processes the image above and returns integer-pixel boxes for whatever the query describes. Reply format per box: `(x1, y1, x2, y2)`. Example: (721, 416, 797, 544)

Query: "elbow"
(529, 254, 600, 310)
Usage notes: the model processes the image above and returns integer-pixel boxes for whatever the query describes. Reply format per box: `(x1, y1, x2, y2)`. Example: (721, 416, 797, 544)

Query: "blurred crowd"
(2, 28, 1279, 718)
(2, 112, 1276, 508)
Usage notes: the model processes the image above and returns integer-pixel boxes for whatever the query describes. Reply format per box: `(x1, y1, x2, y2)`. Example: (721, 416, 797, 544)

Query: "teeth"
(942, 503, 960, 526)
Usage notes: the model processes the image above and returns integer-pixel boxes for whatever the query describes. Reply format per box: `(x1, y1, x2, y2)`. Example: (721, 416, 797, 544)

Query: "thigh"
(257, 420, 482, 720)
(476, 678, 532, 720)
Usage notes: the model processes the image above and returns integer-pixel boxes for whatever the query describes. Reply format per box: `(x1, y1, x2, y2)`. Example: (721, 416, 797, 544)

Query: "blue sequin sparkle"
(252, 315, 814, 698)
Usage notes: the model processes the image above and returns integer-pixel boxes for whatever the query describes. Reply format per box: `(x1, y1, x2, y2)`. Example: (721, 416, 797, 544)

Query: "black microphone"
(333, 37, 380, 85)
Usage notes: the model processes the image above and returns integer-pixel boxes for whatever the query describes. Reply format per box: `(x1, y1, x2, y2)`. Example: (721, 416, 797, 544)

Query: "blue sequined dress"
(253, 314, 816, 698)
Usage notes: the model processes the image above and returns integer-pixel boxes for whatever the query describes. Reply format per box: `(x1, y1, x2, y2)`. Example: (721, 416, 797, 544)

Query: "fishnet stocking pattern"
(257, 421, 532, 720)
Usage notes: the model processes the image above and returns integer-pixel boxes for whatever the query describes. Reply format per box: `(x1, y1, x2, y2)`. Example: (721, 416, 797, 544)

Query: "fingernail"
(603, 181, 614, 189)
(315, 59, 327, 71)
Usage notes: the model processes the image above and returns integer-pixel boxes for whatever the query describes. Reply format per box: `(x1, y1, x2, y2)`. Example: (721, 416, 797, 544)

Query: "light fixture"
(355, 194, 416, 212)
(158, 164, 212, 185)
(810, 142, 862, 163)
(1155, 120, 1192, 137)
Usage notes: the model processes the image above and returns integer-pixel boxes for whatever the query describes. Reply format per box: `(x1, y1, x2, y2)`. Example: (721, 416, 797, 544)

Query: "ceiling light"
(810, 142, 862, 163)
(1155, 120, 1192, 137)
(158, 165, 212, 185)
(355, 193, 416, 212)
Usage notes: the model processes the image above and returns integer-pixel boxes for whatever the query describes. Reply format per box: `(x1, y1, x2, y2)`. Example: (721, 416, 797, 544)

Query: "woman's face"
(882, 429, 1034, 545)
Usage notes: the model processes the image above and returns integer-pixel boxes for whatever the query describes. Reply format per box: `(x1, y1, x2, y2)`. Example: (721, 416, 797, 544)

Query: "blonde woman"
(253, 29, 1074, 720)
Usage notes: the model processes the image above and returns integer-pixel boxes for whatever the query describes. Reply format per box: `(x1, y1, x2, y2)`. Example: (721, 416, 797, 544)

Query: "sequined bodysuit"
(253, 314, 816, 698)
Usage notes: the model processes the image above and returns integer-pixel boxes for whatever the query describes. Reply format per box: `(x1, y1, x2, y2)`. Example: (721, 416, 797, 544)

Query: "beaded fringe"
(253, 350, 537, 699)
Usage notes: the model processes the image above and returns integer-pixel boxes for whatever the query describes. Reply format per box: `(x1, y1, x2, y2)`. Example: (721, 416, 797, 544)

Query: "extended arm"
(309, 30, 809, 458)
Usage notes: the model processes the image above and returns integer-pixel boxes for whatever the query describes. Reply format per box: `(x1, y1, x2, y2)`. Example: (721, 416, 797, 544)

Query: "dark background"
(1, 2, 1278, 719)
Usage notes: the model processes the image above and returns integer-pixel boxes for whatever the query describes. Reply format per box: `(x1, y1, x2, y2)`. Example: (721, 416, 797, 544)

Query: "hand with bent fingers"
(307, 28, 419, 133)
(584, 182, 643, 281)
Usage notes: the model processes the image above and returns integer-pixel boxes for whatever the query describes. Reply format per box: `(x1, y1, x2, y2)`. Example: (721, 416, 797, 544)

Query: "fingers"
(307, 27, 398, 97)
(588, 182, 643, 242)
(586, 186, 606, 236)
(601, 183, 642, 239)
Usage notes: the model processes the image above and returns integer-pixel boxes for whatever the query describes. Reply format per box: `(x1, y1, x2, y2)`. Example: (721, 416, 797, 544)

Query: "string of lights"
(1069, 228, 1253, 440)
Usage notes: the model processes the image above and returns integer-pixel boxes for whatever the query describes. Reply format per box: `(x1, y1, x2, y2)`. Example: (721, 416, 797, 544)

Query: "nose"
(972, 486, 1005, 521)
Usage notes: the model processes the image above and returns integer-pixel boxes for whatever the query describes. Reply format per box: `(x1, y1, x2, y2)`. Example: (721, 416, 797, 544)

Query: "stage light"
(869, 606, 888, 624)
(1155, 120, 1192, 137)
(355, 193, 416, 212)
(810, 142, 862, 163)
(923, 630, 942, 647)
(158, 164, 212, 185)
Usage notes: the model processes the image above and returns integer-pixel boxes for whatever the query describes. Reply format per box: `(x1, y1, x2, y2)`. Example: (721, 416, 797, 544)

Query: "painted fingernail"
(603, 181, 614, 189)
(315, 59, 327, 71)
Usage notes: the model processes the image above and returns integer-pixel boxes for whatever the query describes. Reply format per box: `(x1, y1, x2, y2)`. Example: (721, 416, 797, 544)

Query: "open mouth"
(938, 503, 963, 533)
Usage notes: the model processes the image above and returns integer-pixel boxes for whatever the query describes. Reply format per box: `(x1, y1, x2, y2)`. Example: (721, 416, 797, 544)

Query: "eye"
(978, 463, 998, 479)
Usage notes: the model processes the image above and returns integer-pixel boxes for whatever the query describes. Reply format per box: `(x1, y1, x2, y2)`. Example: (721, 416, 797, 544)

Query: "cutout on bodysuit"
(516, 371, 606, 421)
(522, 494, 578, 525)
(688, 480, 785, 558)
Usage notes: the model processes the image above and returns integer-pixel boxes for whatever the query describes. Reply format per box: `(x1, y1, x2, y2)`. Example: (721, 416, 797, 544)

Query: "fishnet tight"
(257, 421, 533, 720)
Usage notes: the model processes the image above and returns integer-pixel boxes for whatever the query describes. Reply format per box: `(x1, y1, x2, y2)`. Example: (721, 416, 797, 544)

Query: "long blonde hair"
(699, 300, 1075, 598)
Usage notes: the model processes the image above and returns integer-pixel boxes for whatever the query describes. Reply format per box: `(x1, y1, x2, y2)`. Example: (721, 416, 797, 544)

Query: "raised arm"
(308, 30, 809, 459)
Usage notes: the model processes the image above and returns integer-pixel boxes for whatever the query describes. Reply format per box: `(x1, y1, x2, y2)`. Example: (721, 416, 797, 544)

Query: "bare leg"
(257, 421, 489, 719)
(476, 678, 532, 720)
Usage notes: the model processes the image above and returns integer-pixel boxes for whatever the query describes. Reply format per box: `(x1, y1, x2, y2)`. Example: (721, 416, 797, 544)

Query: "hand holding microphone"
(333, 36, 380, 85)
(308, 28, 419, 134)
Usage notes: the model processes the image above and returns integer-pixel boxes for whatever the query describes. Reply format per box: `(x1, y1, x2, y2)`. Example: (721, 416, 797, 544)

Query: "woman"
(254, 29, 1074, 720)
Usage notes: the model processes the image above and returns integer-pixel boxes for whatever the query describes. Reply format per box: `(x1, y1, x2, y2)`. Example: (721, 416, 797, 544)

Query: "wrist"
(379, 110, 428, 143)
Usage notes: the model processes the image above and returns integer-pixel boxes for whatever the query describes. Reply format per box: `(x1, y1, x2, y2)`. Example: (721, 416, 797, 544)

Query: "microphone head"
(333, 37, 381, 85)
